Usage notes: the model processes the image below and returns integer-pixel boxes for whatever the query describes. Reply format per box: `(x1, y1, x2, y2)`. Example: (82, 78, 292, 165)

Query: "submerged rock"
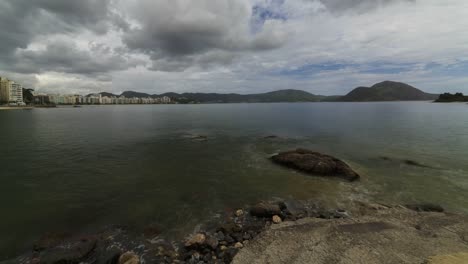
(250, 202, 282, 218)
(39, 238, 97, 264)
(406, 203, 444, 213)
(271, 149, 360, 181)
(403, 160, 435, 169)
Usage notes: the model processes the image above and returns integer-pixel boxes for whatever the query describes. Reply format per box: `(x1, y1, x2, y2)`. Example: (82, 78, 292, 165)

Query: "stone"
(218, 222, 242, 234)
(271, 149, 360, 181)
(279, 200, 307, 220)
(234, 242, 243, 249)
(96, 248, 122, 264)
(250, 202, 282, 218)
(272, 215, 282, 224)
(118, 252, 139, 264)
(40, 238, 97, 264)
(235, 209, 244, 217)
(225, 235, 235, 244)
(215, 231, 225, 241)
(205, 235, 219, 250)
(220, 245, 228, 251)
(406, 203, 444, 213)
(185, 233, 206, 248)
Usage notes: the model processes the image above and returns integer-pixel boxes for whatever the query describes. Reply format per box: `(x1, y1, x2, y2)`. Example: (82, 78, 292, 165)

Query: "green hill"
(339, 81, 438, 101)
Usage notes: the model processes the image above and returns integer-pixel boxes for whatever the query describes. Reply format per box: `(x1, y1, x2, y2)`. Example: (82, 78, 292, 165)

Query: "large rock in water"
(271, 149, 360, 181)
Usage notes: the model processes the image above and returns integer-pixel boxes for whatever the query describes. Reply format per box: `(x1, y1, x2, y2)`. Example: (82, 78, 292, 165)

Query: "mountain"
(93, 81, 438, 103)
(164, 89, 324, 103)
(110, 89, 325, 103)
(99, 92, 118, 97)
(120, 91, 151, 98)
(339, 81, 438, 102)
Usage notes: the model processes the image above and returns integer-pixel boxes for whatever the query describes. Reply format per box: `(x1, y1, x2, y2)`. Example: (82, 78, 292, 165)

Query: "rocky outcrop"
(6, 200, 464, 264)
(271, 149, 360, 181)
(233, 204, 468, 264)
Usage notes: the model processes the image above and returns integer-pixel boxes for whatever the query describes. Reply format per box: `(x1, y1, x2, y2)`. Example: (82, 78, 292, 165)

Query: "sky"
(0, 0, 467, 95)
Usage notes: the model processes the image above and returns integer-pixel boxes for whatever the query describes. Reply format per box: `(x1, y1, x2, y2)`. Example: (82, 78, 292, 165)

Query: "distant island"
(337, 81, 438, 102)
(434, 93, 468, 103)
(93, 81, 438, 104)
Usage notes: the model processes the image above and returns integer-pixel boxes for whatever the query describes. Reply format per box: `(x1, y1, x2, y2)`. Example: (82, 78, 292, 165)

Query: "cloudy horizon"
(0, 0, 467, 95)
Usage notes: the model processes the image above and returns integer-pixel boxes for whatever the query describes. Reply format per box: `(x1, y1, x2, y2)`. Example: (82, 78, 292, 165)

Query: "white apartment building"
(0, 77, 24, 104)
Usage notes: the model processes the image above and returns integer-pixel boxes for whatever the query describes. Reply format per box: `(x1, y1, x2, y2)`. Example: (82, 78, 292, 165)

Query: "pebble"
(220, 245, 228, 251)
(118, 251, 139, 264)
(235, 209, 244, 217)
(234, 242, 243, 249)
(272, 215, 282, 224)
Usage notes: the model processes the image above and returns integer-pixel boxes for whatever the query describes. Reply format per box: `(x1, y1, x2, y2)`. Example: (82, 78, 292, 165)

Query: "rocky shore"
(2, 150, 467, 264)
(3, 199, 467, 264)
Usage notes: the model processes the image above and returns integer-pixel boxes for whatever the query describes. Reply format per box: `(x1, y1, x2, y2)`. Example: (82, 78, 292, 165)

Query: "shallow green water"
(0, 102, 467, 259)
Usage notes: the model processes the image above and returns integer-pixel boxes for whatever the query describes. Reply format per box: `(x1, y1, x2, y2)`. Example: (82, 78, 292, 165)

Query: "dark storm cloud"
(10, 41, 143, 76)
(121, 0, 288, 71)
(0, 0, 112, 55)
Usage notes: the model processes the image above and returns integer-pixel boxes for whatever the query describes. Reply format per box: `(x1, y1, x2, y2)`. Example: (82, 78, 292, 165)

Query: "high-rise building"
(0, 77, 23, 104)
(10, 82, 24, 103)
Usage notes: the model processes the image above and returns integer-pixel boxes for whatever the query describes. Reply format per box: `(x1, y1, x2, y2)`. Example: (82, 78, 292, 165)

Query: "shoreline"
(0, 106, 33, 110)
(3, 199, 467, 264)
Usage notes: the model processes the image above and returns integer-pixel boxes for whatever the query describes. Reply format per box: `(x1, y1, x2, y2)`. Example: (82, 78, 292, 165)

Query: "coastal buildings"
(33, 93, 172, 105)
(0, 76, 24, 104)
(1, 75, 172, 106)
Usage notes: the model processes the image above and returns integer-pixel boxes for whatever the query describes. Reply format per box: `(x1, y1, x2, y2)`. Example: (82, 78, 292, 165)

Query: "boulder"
(271, 149, 360, 181)
(250, 202, 282, 218)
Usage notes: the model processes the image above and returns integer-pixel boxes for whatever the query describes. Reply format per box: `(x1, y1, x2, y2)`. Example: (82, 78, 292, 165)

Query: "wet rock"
(272, 215, 282, 224)
(184, 233, 207, 248)
(215, 231, 225, 241)
(250, 202, 282, 218)
(205, 235, 219, 250)
(263, 135, 279, 139)
(279, 200, 307, 220)
(225, 234, 235, 244)
(271, 149, 360, 181)
(218, 247, 239, 263)
(96, 248, 121, 264)
(218, 222, 242, 234)
(143, 223, 162, 238)
(40, 238, 97, 264)
(118, 251, 139, 264)
(406, 203, 444, 213)
(33, 232, 70, 251)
